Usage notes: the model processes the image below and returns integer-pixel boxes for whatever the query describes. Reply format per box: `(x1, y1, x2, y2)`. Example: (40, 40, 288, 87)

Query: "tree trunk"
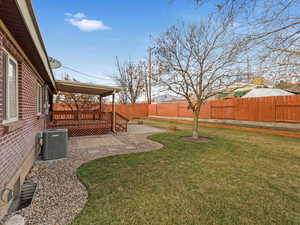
(192, 108, 200, 139)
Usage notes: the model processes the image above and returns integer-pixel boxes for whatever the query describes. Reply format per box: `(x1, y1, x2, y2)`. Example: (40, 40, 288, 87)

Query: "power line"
(60, 65, 114, 81)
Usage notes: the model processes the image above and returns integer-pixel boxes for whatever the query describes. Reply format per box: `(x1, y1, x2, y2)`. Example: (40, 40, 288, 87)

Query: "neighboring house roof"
(219, 82, 258, 93)
(0, 0, 56, 91)
(152, 94, 185, 103)
(216, 82, 259, 99)
(242, 88, 295, 98)
(220, 77, 274, 94)
(286, 83, 300, 94)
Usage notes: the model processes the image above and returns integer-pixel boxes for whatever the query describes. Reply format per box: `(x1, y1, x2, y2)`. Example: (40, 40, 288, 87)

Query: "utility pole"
(148, 48, 153, 104)
(246, 57, 251, 83)
(144, 63, 149, 103)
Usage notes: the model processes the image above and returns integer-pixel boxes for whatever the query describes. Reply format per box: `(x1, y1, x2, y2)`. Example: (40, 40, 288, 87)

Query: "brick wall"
(0, 27, 47, 218)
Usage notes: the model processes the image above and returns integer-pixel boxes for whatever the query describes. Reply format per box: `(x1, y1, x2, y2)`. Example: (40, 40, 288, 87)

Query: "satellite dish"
(49, 57, 62, 69)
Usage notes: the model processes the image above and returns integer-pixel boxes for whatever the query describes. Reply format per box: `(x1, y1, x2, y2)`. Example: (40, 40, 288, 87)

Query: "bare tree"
(144, 49, 162, 104)
(54, 92, 101, 111)
(153, 16, 247, 139)
(54, 75, 102, 111)
(114, 57, 145, 104)
(243, 0, 300, 83)
(113, 60, 130, 104)
(191, 0, 300, 83)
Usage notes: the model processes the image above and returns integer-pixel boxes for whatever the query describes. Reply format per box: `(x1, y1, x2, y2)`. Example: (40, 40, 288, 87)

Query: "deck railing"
(50, 110, 105, 121)
(115, 112, 129, 132)
(48, 110, 129, 136)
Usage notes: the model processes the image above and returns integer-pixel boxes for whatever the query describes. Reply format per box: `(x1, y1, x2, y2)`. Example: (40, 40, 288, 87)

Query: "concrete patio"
(70, 124, 164, 163)
(9, 125, 164, 225)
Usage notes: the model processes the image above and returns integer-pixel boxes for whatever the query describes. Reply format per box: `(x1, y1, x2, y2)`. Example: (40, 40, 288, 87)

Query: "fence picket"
(148, 95, 300, 123)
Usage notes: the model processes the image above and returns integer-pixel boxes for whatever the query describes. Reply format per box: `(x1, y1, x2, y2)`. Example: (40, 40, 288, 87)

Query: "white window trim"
(2, 48, 18, 124)
(37, 83, 43, 115)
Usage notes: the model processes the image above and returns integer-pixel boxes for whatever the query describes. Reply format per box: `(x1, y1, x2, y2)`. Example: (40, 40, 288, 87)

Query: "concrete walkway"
(8, 125, 164, 225)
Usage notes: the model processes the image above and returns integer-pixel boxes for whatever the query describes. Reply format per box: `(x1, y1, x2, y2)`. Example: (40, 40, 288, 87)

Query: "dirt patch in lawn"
(180, 136, 211, 143)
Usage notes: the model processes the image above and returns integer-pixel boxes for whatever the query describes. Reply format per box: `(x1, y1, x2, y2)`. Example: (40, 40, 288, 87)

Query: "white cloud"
(65, 12, 72, 17)
(65, 13, 111, 32)
(73, 12, 86, 19)
(69, 18, 110, 32)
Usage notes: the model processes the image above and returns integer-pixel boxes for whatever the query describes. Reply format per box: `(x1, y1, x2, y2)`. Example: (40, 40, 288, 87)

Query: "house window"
(43, 85, 49, 114)
(3, 50, 18, 123)
(37, 83, 43, 114)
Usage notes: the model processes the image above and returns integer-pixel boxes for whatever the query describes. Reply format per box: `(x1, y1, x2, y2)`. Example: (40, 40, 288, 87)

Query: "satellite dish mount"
(49, 57, 62, 69)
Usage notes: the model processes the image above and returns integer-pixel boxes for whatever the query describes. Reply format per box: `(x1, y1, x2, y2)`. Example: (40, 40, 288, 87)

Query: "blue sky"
(33, 0, 213, 85)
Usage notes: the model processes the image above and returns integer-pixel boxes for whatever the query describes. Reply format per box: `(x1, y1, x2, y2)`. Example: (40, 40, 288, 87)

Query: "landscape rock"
(4, 125, 164, 225)
(4, 215, 25, 225)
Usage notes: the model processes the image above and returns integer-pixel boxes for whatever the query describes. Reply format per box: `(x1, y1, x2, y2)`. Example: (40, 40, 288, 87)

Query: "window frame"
(43, 85, 49, 115)
(37, 83, 43, 115)
(2, 48, 19, 124)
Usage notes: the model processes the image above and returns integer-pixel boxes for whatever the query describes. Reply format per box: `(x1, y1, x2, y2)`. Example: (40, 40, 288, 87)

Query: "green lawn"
(70, 119, 300, 225)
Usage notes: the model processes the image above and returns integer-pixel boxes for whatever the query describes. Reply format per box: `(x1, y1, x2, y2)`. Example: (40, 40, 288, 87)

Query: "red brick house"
(0, 1, 127, 220)
(0, 0, 56, 219)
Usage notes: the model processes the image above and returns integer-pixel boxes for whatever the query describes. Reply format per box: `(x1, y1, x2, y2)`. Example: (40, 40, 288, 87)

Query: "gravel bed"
(3, 125, 164, 225)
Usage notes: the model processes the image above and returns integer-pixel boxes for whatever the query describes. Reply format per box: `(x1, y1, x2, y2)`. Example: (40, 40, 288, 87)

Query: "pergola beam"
(55, 80, 122, 97)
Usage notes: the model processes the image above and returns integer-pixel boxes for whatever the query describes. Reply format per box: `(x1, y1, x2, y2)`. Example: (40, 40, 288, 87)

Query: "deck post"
(99, 95, 102, 112)
(112, 91, 116, 132)
(99, 95, 102, 119)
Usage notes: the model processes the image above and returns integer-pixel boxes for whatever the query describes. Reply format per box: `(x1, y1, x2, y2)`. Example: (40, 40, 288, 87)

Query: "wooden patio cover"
(55, 80, 122, 133)
(55, 80, 122, 96)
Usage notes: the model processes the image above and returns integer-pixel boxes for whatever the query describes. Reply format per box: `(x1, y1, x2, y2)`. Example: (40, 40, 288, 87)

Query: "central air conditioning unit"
(42, 129, 68, 160)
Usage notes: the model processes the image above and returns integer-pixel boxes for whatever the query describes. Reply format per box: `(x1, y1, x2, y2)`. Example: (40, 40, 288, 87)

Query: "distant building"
(242, 88, 295, 98)
(215, 77, 273, 99)
(285, 83, 300, 94)
(152, 94, 185, 103)
(275, 80, 300, 95)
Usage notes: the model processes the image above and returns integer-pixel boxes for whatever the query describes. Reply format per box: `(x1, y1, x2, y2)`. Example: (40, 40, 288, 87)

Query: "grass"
(70, 119, 300, 225)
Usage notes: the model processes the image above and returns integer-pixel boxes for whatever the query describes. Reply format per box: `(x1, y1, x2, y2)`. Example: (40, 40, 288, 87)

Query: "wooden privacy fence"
(52, 95, 300, 123)
(105, 103, 149, 119)
(148, 95, 300, 123)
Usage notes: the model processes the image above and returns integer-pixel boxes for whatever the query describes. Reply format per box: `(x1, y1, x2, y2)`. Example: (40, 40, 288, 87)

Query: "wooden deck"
(48, 110, 128, 137)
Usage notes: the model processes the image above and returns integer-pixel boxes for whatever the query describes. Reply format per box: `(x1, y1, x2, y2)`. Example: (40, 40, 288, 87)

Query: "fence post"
(210, 101, 212, 119)
(75, 111, 78, 120)
(274, 97, 277, 122)
(233, 99, 236, 120)
(112, 92, 116, 132)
